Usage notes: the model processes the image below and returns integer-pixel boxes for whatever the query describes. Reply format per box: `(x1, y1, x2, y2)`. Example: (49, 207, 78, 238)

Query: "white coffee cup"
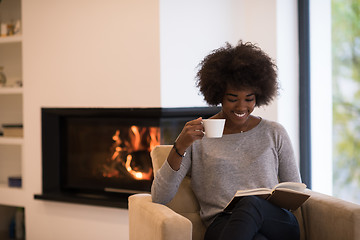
(202, 119, 226, 138)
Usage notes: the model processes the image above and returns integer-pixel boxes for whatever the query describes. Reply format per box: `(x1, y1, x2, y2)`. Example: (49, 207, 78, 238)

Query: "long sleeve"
(274, 123, 301, 183)
(151, 149, 192, 205)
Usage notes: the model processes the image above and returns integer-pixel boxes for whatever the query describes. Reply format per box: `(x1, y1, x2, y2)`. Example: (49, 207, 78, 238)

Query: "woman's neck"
(223, 115, 261, 134)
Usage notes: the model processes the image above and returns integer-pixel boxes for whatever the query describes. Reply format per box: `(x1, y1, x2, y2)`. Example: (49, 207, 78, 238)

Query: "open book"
(224, 182, 310, 212)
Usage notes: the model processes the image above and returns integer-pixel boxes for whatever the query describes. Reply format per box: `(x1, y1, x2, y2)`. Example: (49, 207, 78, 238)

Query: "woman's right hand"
(167, 117, 204, 171)
(175, 117, 204, 152)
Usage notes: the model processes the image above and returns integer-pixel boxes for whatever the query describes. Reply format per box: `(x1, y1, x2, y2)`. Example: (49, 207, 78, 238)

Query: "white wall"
(160, 0, 246, 108)
(21, 0, 299, 239)
(160, 0, 279, 110)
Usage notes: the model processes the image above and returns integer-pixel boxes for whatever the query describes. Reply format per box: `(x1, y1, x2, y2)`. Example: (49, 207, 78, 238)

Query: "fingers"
(184, 117, 204, 133)
(175, 117, 205, 149)
(185, 117, 203, 126)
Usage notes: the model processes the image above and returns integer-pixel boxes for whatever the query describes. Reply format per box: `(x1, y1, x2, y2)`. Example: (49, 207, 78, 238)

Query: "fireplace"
(34, 107, 220, 208)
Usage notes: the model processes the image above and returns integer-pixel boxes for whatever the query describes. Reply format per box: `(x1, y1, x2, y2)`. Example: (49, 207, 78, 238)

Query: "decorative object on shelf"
(15, 79, 22, 87)
(0, 66, 6, 86)
(0, 21, 20, 37)
(15, 207, 24, 239)
(8, 176, 22, 187)
(6, 22, 15, 36)
(14, 19, 20, 35)
(2, 124, 23, 137)
(8, 207, 24, 239)
(0, 22, 7, 37)
(0, 17, 21, 37)
(0, 21, 21, 37)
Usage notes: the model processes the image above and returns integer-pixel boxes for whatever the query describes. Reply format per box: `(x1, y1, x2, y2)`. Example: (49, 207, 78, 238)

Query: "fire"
(125, 154, 152, 180)
(102, 125, 160, 180)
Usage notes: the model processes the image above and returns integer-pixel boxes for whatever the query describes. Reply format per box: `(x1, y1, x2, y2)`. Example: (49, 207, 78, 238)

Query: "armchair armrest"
(129, 193, 192, 240)
(302, 190, 360, 240)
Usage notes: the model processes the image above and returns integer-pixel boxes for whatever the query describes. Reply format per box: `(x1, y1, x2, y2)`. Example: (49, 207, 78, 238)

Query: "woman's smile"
(233, 111, 247, 118)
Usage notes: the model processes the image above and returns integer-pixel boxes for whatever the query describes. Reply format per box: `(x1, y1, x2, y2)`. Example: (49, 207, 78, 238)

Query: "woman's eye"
(227, 98, 237, 102)
(245, 98, 255, 102)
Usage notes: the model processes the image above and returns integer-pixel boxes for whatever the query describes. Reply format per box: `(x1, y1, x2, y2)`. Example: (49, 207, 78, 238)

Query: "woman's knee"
(232, 196, 264, 225)
(234, 196, 263, 210)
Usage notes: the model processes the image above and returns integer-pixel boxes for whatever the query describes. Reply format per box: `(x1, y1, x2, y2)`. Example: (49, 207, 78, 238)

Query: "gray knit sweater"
(151, 119, 301, 227)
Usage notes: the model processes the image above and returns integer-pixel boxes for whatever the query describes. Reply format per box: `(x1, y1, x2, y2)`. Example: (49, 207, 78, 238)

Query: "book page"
(234, 188, 272, 197)
(274, 182, 307, 192)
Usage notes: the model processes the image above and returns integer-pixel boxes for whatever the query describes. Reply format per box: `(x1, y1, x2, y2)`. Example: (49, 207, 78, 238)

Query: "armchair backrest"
(151, 145, 206, 240)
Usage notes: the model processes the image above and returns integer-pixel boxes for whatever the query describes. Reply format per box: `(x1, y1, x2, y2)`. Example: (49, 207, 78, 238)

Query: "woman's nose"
(235, 100, 247, 109)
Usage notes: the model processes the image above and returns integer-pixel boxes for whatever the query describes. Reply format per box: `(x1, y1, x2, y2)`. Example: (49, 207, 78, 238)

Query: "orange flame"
(103, 126, 160, 180)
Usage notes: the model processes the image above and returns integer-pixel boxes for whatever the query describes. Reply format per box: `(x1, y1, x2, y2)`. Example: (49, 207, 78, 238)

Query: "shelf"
(0, 87, 23, 95)
(0, 184, 25, 207)
(0, 137, 23, 145)
(0, 35, 22, 44)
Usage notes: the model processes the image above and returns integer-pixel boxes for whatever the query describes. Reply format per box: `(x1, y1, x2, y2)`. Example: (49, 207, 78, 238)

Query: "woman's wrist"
(173, 141, 187, 157)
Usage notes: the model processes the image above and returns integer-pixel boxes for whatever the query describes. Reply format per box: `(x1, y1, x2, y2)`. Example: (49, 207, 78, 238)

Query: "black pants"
(204, 196, 300, 240)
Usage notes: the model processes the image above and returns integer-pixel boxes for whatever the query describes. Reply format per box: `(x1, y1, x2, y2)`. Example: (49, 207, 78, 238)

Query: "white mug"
(202, 119, 226, 138)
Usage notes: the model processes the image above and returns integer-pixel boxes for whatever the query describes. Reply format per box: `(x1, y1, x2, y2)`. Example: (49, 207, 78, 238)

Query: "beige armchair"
(129, 145, 360, 240)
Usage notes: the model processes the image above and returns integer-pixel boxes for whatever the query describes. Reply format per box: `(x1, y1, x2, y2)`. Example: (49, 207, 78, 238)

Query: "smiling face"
(220, 86, 257, 133)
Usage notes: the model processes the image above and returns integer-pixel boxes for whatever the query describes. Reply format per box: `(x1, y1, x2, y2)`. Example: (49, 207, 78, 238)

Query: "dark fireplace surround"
(34, 107, 220, 208)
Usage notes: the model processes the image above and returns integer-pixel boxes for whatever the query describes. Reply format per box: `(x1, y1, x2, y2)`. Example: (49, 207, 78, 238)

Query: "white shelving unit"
(0, 35, 22, 44)
(0, 0, 25, 238)
(0, 136, 23, 145)
(0, 87, 23, 94)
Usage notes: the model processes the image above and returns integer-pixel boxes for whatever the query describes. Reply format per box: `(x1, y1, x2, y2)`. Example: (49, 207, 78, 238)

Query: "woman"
(151, 41, 301, 240)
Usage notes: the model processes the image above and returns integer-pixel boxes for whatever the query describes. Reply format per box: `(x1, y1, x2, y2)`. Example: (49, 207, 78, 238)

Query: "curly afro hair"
(196, 41, 278, 107)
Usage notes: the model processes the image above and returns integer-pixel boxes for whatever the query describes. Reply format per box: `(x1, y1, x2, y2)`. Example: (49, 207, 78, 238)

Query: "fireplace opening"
(34, 107, 220, 208)
(64, 117, 161, 194)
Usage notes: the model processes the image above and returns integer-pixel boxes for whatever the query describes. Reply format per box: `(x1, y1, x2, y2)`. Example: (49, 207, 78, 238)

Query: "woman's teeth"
(234, 112, 246, 118)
